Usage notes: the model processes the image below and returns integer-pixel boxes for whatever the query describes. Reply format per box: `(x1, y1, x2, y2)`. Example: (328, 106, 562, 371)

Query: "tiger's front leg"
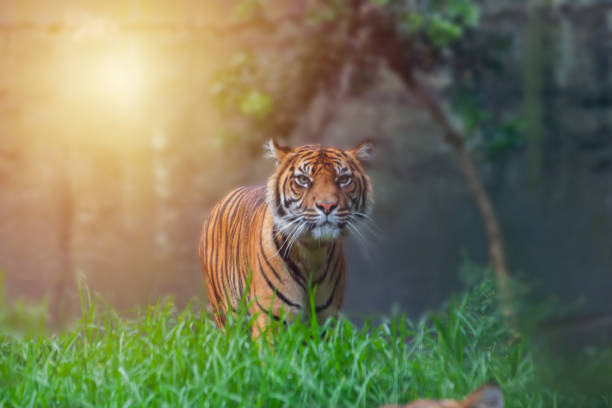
(250, 301, 300, 339)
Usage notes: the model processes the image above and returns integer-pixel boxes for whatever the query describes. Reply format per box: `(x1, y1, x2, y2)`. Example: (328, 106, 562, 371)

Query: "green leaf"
(239, 90, 273, 119)
(427, 16, 463, 47)
(402, 13, 425, 34)
(230, 52, 251, 67)
(448, 0, 480, 27)
(232, 0, 266, 20)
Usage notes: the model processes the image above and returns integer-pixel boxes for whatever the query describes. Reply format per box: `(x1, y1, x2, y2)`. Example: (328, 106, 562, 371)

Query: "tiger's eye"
(295, 175, 311, 187)
(337, 175, 352, 186)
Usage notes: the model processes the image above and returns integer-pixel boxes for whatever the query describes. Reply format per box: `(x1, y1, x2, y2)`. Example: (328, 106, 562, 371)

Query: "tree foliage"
(211, 0, 522, 159)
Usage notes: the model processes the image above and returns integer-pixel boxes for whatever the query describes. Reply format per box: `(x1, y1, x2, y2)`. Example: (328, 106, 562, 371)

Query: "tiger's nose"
(316, 200, 337, 215)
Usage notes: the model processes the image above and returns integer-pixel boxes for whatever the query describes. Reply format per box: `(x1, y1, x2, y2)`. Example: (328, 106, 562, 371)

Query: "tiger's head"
(265, 140, 375, 242)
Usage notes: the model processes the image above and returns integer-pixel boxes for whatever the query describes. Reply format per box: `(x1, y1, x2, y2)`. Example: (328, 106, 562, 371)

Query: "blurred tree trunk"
(398, 72, 511, 310)
(522, 7, 544, 189)
(152, 129, 170, 296)
(49, 147, 74, 328)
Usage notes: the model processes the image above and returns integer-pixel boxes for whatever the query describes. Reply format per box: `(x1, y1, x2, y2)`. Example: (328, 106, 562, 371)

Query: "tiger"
(198, 140, 374, 337)
(380, 383, 504, 408)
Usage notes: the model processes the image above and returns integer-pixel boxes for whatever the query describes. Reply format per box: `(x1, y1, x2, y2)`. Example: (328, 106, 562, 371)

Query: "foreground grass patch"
(0, 281, 601, 407)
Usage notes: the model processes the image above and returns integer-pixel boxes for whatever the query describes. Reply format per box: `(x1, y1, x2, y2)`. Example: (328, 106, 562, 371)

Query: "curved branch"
(398, 69, 511, 308)
(354, 2, 513, 309)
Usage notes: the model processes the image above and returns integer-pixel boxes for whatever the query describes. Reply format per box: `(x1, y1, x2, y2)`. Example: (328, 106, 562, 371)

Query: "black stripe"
(272, 227, 307, 290)
(257, 251, 301, 309)
(217, 312, 226, 327)
(237, 187, 266, 299)
(202, 222, 222, 305)
(233, 187, 265, 300)
(314, 243, 336, 285)
(358, 173, 367, 208)
(224, 193, 246, 302)
(281, 168, 291, 200)
(284, 197, 298, 207)
(212, 188, 244, 303)
(233, 218, 243, 297)
(315, 260, 342, 313)
(286, 257, 306, 290)
(255, 299, 280, 321)
(274, 160, 293, 216)
(259, 224, 282, 282)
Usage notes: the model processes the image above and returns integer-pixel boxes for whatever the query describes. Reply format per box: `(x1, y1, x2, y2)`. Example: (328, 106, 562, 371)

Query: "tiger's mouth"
(276, 208, 362, 245)
(307, 220, 344, 241)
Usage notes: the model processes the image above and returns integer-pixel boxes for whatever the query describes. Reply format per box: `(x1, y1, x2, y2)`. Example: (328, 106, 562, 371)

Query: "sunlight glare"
(94, 46, 145, 109)
(59, 38, 154, 149)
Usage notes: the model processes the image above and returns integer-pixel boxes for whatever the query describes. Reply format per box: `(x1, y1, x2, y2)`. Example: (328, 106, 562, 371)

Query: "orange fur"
(380, 384, 504, 408)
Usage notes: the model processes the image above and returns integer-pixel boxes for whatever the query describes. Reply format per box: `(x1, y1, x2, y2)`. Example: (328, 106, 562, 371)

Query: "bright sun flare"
(95, 48, 145, 108)
(62, 41, 152, 146)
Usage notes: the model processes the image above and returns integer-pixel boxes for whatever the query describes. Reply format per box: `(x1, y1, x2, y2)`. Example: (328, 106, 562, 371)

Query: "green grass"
(0, 279, 607, 407)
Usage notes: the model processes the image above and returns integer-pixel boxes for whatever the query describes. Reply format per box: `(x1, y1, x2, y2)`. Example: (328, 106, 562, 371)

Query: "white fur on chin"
(309, 224, 341, 241)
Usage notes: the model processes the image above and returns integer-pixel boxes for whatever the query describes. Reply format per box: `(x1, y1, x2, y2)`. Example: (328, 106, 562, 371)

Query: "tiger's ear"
(463, 384, 504, 408)
(264, 139, 291, 164)
(349, 139, 375, 162)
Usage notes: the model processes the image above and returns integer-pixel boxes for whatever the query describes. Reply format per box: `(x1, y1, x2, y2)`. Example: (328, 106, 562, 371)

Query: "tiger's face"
(265, 140, 374, 242)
